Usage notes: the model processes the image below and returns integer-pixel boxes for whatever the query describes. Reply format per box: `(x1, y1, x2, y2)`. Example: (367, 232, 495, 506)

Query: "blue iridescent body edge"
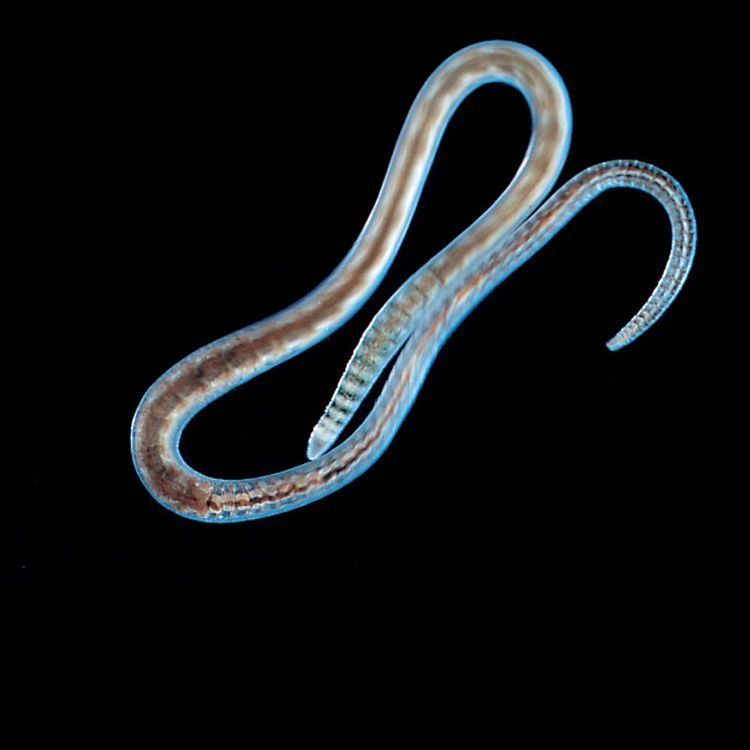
(130, 42, 694, 523)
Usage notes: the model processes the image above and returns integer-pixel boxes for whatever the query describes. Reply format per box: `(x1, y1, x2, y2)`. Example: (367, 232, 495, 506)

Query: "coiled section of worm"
(131, 42, 696, 522)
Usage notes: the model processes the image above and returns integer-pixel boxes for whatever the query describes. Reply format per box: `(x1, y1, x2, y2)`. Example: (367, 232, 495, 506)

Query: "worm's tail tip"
(606, 330, 631, 352)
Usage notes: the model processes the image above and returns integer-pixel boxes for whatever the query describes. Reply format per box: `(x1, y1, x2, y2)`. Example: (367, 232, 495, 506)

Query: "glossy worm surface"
(131, 41, 696, 522)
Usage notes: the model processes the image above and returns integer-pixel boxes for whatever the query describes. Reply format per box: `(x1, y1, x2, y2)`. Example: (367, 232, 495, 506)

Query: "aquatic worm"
(131, 41, 696, 522)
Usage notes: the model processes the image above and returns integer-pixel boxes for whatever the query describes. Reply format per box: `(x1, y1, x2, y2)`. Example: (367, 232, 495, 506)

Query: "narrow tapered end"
(606, 327, 635, 352)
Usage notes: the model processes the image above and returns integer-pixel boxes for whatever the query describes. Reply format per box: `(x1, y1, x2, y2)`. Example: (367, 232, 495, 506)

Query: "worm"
(130, 41, 696, 522)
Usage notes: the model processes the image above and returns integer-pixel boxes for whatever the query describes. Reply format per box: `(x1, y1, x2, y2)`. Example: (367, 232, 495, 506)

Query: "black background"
(5, 6, 740, 643)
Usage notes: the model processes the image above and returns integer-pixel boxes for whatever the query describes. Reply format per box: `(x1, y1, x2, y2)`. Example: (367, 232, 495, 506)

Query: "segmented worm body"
(131, 42, 696, 522)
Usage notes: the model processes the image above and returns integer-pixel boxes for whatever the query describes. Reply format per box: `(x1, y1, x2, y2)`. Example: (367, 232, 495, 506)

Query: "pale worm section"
(131, 42, 695, 522)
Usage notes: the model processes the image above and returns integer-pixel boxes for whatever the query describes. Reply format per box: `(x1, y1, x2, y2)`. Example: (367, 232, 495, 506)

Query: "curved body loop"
(131, 42, 696, 521)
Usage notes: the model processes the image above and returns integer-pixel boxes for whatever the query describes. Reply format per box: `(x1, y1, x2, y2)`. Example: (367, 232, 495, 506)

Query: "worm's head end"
(306, 431, 330, 461)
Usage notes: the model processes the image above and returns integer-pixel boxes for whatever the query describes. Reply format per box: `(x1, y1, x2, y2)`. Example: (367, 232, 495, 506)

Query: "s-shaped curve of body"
(131, 41, 696, 522)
